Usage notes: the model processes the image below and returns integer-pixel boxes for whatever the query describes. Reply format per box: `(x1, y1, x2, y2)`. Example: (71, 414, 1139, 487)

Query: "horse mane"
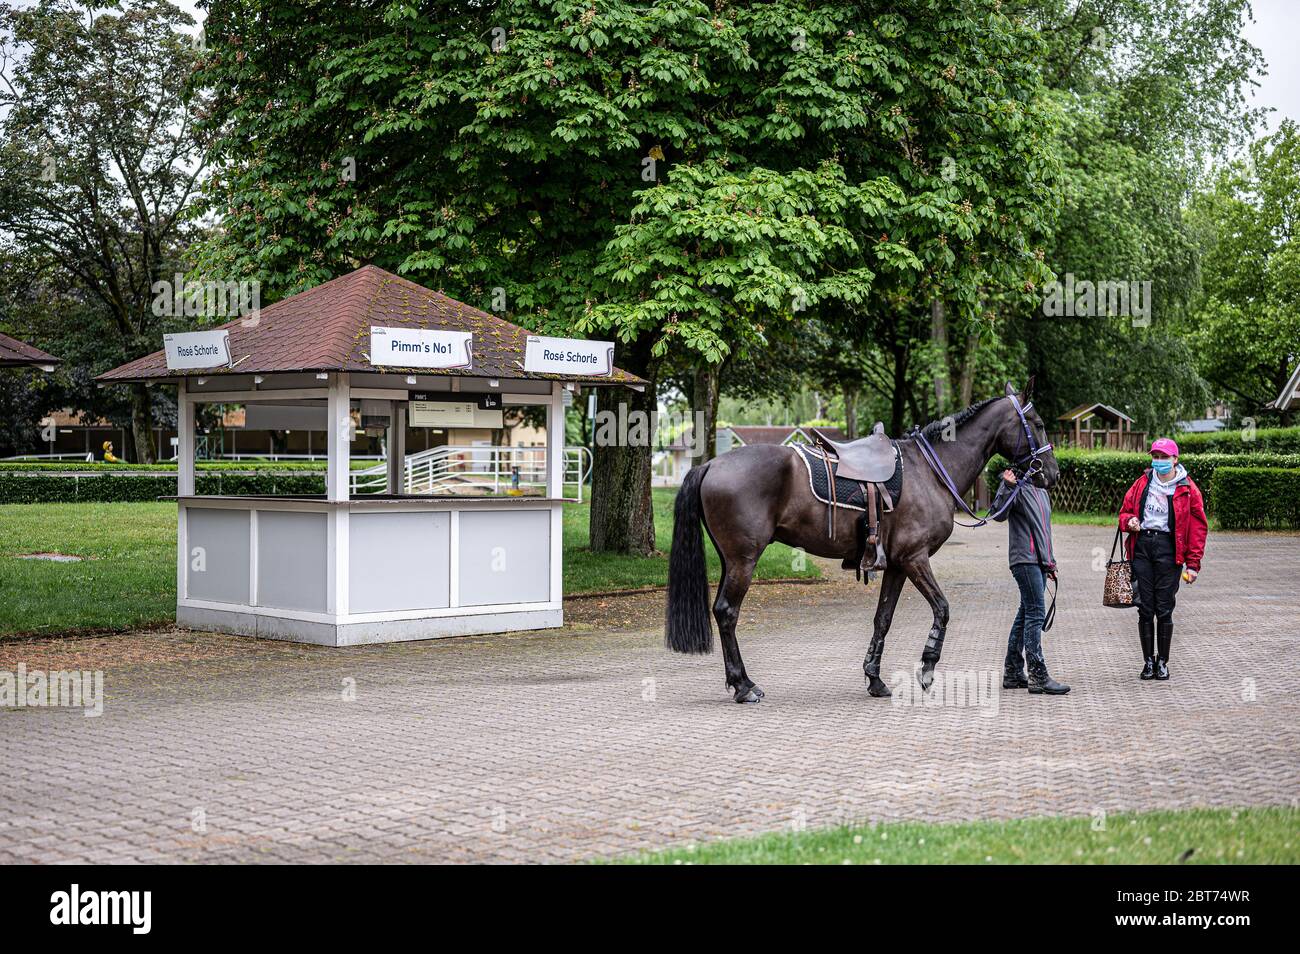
(916, 397, 1001, 440)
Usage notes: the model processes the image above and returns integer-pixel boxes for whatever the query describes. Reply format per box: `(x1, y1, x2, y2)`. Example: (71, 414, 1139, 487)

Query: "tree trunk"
(930, 298, 950, 416)
(690, 362, 720, 466)
(956, 330, 980, 408)
(842, 383, 859, 439)
(889, 338, 909, 435)
(589, 340, 657, 555)
(130, 383, 156, 464)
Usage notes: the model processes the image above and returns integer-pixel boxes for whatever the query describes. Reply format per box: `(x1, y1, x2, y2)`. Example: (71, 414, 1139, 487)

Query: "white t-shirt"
(1141, 485, 1170, 530)
(1141, 466, 1185, 531)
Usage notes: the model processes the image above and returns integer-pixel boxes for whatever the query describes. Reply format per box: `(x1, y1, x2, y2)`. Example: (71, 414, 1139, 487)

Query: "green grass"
(626, 806, 1299, 865)
(0, 489, 819, 637)
(1050, 511, 1226, 531)
(1050, 511, 1123, 526)
(0, 502, 177, 636)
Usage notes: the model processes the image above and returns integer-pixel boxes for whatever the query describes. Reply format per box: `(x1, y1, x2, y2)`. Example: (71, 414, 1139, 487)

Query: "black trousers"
(1132, 530, 1181, 627)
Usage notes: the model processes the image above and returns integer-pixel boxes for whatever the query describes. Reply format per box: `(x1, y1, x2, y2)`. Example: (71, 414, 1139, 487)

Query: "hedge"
(1172, 426, 1300, 454)
(0, 472, 325, 503)
(1210, 467, 1300, 530)
(0, 460, 336, 472)
(987, 450, 1300, 514)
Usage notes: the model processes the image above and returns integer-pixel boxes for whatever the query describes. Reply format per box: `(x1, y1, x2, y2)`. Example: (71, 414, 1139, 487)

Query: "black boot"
(1003, 670, 1028, 690)
(1139, 617, 1156, 680)
(1155, 619, 1172, 681)
(1028, 669, 1070, 695)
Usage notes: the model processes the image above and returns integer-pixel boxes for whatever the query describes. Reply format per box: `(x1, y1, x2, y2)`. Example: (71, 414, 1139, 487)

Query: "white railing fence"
(0, 452, 95, 462)
(350, 445, 594, 500)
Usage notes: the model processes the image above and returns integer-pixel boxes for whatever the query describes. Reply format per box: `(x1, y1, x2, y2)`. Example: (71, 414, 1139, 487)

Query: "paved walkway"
(2, 524, 1296, 863)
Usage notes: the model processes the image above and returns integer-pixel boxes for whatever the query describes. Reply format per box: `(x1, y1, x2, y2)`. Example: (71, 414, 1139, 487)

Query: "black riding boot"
(1154, 619, 1172, 681)
(1139, 617, 1156, 680)
(1028, 660, 1070, 695)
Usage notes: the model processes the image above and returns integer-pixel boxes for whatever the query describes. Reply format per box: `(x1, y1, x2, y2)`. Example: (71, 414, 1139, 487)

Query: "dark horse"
(665, 383, 1060, 702)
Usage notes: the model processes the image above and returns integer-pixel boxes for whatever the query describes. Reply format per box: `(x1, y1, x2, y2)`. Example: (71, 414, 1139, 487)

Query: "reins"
(912, 394, 1053, 529)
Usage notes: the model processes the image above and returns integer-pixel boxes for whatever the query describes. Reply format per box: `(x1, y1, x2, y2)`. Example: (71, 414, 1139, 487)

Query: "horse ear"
(1024, 375, 1035, 400)
(1004, 381, 1017, 397)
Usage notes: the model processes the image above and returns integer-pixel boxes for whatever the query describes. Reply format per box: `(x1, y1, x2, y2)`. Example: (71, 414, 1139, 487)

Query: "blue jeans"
(1006, 563, 1049, 681)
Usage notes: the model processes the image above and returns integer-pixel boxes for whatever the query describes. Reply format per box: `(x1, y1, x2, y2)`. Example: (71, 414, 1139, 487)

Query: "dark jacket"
(1118, 470, 1208, 571)
(991, 478, 1056, 569)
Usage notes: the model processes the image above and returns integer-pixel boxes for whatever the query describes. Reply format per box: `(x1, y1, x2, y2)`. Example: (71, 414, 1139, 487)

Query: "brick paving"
(1, 524, 1296, 863)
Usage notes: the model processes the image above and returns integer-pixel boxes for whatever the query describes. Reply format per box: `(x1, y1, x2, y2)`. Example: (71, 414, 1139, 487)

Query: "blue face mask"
(1151, 459, 1173, 475)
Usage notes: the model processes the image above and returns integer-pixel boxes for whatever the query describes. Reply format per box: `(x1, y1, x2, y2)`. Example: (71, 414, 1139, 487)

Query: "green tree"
(0, 0, 207, 462)
(1006, 0, 1264, 433)
(1187, 121, 1300, 423)
(195, 1, 1060, 551)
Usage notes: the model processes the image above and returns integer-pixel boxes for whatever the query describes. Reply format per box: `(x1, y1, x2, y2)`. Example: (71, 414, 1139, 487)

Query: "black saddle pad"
(796, 442, 903, 511)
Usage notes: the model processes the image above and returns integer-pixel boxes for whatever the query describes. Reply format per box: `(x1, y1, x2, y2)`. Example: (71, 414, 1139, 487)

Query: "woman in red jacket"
(1117, 438, 1209, 681)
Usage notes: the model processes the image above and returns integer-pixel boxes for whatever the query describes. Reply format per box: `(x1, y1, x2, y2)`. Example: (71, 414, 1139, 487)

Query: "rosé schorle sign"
(523, 335, 613, 376)
(163, 330, 232, 370)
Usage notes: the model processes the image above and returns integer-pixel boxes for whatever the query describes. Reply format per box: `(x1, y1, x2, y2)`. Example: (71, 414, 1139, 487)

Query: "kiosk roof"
(0, 332, 60, 369)
(97, 265, 644, 385)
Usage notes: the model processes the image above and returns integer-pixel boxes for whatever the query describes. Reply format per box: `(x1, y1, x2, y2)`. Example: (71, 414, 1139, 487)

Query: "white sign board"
(164, 330, 231, 370)
(409, 400, 476, 427)
(370, 326, 473, 369)
(523, 335, 613, 377)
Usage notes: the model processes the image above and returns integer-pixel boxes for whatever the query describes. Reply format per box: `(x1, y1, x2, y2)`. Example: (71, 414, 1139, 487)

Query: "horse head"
(999, 380, 1059, 490)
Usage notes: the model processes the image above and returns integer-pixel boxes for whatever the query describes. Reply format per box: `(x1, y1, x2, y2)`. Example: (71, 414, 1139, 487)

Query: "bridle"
(1006, 393, 1054, 482)
(912, 394, 1053, 529)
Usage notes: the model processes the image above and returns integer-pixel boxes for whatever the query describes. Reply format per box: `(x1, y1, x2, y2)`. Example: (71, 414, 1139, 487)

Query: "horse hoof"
(866, 677, 892, 698)
(917, 667, 935, 692)
(734, 685, 764, 704)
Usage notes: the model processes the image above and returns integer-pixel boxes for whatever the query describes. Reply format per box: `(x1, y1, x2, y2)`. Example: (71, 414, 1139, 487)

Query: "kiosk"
(98, 265, 643, 646)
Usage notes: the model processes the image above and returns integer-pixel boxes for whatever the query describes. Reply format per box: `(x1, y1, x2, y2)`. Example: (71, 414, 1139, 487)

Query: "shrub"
(0, 472, 325, 504)
(987, 450, 1300, 514)
(1210, 467, 1300, 530)
(0, 460, 330, 472)
(1172, 426, 1300, 454)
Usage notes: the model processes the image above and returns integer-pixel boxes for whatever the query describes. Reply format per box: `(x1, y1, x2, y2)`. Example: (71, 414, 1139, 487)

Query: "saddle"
(814, 422, 897, 483)
(805, 423, 902, 582)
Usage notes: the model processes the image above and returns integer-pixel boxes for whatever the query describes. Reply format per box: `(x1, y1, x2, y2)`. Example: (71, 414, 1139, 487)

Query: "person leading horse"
(665, 382, 1060, 703)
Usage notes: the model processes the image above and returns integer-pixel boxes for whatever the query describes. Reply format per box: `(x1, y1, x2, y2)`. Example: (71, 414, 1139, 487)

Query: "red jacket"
(1117, 470, 1208, 571)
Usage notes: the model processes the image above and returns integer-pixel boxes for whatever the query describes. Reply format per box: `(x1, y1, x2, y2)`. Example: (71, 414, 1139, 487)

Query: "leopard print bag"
(1103, 526, 1136, 608)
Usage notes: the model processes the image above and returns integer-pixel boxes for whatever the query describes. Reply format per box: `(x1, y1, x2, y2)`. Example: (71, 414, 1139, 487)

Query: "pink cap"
(1150, 437, 1179, 456)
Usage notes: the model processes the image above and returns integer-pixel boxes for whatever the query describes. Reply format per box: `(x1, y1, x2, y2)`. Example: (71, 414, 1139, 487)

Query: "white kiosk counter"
(98, 265, 644, 646)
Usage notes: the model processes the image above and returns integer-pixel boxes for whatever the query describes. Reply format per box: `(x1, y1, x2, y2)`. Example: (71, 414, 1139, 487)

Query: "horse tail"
(665, 462, 714, 654)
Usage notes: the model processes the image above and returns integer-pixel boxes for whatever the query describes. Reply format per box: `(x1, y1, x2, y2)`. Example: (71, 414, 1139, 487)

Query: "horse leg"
(904, 558, 950, 692)
(713, 554, 764, 703)
(863, 564, 906, 697)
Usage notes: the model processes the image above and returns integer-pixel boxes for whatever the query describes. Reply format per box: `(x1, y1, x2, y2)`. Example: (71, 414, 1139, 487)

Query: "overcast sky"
(1241, 0, 1299, 130)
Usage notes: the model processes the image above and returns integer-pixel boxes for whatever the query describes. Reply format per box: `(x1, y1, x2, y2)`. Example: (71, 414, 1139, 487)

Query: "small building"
(0, 333, 59, 371)
(97, 265, 642, 646)
(721, 424, 849, 449)
(1055, 402, 1145, 450)
(1268, 360, 1300, 414)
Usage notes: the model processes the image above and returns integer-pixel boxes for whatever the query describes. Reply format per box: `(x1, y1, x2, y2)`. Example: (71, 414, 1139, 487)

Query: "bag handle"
(1109, 525, 1126, 563)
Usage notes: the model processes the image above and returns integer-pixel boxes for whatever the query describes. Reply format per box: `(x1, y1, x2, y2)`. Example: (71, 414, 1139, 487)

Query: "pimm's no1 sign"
(370, 326, 473, 369)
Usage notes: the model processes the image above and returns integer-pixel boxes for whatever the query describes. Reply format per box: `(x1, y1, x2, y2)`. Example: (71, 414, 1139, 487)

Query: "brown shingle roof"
(0, 332, 60, 368)
(96, 265, 644, 385)
(726, 425, 848, 445)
